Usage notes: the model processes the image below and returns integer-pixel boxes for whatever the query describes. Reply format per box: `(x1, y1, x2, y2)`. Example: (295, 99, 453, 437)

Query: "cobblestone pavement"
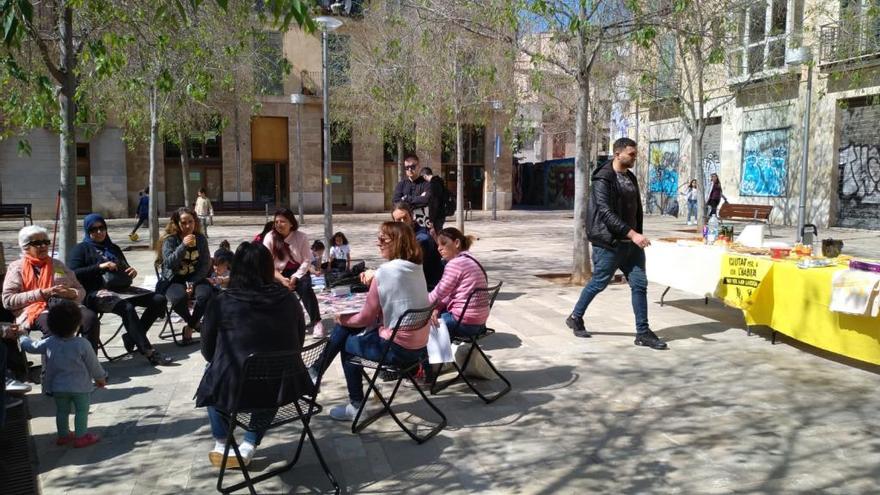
(1, 211, 879, 494)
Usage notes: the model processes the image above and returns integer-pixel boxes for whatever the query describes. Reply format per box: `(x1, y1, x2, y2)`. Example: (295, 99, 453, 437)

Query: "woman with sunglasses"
(1, 226, 101, 351)
(156, 207, 213, 344)
(312, 221, 430, 422)
(68, 214, 172, 366)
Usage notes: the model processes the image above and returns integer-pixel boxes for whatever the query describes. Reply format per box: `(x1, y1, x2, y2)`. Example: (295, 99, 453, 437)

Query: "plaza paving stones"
(1, 211, 879, 494)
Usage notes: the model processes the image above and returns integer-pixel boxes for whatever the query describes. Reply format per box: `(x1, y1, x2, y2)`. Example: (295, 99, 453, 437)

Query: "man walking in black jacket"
(566, 137, 667, 350)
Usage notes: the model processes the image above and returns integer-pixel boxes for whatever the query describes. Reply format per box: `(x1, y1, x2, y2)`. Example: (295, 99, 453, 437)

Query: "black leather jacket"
(588, 163, 643, 250)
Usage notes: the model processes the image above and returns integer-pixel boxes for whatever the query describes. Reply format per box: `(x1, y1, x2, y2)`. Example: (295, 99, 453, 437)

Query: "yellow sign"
(717, 254, 774, 309)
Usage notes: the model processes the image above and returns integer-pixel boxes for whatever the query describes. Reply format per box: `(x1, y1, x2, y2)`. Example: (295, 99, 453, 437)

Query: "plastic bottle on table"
(707, 214, 719, 245)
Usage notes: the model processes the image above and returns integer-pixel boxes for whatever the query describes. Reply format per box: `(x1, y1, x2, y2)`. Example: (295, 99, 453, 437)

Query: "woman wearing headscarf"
(1, 225, 100, 350)
(68, 214, 171, 366)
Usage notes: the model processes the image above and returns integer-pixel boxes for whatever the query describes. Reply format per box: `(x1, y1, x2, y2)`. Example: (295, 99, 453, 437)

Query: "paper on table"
(829, 269, 880, 317)
(427, 319, 453, 364)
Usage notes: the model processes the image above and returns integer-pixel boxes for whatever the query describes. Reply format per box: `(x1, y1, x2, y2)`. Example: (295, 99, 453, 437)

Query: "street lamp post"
(315, 15, 343, 245)
(489, 100, 502, 221)
(290, 93, 307, 225)
(786, 46, 813, 243)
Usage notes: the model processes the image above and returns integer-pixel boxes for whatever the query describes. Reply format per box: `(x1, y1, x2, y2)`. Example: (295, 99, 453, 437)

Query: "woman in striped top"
(429, 227, 489, 338)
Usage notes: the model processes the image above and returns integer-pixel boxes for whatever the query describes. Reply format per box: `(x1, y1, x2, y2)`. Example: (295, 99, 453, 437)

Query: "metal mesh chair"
(94, 313, 130, 362)
(430, 282, 511, 403)
(348, 305, 447, 444)
(215, 339, 339, 495)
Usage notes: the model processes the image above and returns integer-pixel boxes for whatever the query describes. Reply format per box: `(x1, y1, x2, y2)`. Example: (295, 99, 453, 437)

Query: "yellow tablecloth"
(717, 254, 880, 366)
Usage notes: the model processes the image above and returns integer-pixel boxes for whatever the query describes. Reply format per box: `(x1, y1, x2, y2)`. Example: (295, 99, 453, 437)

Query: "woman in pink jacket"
(262, 208, 321, 330)
(429, 227, 490, 338)
(1, 226, 100, 350)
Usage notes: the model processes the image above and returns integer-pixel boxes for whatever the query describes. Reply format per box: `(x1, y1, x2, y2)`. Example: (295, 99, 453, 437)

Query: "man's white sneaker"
(5, 378, 31, 394)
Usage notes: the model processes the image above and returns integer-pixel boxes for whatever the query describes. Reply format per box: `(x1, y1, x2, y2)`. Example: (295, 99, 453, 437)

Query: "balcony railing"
(819, 20, 880, 66)
(648, 75, 680, 101)
(300, 70, 322, 96)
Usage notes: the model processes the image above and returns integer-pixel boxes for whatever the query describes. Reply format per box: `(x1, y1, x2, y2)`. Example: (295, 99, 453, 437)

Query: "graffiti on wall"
(647, 140, 680, 213)
(702, 151, 721, 195)
(740, 128, 788, 197)
(611, 102, 629, 140)
(838, 144, 880, 204)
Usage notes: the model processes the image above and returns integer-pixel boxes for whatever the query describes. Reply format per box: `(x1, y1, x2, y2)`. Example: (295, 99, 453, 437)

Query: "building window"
(442, 125, 485, 165)
(329, 34, 351, 87)
(729, 0, 804, 80)
(254, 31, 286, 95)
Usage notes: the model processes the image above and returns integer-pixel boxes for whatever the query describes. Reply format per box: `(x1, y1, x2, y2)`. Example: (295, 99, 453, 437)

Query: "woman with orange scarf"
(1, 226, 100, 350)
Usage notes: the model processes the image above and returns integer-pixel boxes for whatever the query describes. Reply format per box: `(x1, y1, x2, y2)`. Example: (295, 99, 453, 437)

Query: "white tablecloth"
(645, 242, 726, 298)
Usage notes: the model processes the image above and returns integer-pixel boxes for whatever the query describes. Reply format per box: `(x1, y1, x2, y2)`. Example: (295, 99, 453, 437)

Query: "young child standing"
(194, 188, 213, 238)
(683, 179, 699, 225)
(328, 232, 351, 272)
(19, 300, 107, 448)
(309, 240, 326, 276)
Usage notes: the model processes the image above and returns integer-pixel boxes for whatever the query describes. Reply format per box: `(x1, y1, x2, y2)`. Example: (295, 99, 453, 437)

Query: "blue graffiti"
(740, 130, 788, 197)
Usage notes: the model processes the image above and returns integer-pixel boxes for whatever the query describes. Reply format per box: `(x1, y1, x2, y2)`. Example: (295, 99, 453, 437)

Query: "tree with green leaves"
(413, 0, 514, 232)
(340, 1, 426, 181)
(0, 0, 313, 259)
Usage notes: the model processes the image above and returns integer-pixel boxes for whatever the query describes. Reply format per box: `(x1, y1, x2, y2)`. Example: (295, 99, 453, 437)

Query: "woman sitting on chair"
(313, 221, 430, 422)
(156, 207, 212, 344)
(429, 227, 490, 338)
(262, 208, 323, 335)
(69, 214, 171, 365)
(1, 226, 100, 350)
(195, 242, 310, 468)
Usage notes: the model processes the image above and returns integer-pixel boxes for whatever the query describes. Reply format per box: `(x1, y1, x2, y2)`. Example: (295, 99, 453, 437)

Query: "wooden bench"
(718, 203, 773, 235)
(0, 203, 33, 226)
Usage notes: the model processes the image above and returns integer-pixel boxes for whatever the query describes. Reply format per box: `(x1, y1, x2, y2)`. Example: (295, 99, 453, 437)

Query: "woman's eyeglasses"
(88, 226, 107, 233)
(376, 236, 391, 245)
(27, 240, 51, 247)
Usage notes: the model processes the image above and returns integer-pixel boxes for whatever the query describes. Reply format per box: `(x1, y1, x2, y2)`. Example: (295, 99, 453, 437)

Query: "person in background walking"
(130, 187, 150, 242)
(195, 188, 213, 238)
(706, 173, 727, 218)
(421, 167, 447, 231)
(683, 179, 699, 226)
(565, 137, 667, 350)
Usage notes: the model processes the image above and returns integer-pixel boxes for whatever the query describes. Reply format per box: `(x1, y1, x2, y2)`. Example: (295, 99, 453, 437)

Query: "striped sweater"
(429, 251, 489, 325)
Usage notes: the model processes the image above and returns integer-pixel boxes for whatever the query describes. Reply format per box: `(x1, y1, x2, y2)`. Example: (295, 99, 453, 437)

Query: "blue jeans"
(319, 324, 425, 406)
(207, 406, 275, 446)
(571, 243, 650, 335)
(687, 199, 698, 223)
(440, 311, 485, 339)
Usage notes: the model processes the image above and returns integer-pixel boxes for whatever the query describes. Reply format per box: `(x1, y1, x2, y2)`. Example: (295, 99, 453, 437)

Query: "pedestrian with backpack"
(421, 167, 449, 232)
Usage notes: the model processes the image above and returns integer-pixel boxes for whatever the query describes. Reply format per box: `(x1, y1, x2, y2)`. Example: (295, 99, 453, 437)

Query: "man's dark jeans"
(571, 243, 649, 335)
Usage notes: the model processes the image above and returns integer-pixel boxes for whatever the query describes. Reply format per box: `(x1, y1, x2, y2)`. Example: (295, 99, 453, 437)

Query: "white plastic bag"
(427, 319, 454, 364)
(453, 342, 495, 380)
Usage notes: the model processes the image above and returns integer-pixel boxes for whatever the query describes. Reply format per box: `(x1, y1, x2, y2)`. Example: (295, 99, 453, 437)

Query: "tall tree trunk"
(57, 6, 76, 263)
(148, 87, 160, 249)
(572, 75, 591, 284)
(234, 99, 242, 205)
(693, 123, 707, 227)
(179, 133, 191, 208)
(455, 117, 464, 232)
(397, 136, 405, 182)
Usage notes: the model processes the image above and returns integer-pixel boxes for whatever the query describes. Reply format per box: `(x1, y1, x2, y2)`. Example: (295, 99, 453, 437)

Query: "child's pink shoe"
(56, 433, 75, 446)
(312, 321, 327, 339)
(74, 433, 100, 448)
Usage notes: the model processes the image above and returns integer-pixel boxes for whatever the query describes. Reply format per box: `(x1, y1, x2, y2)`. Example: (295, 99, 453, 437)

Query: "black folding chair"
(430, 282, 511, 404)
(216, 340, 339, 495)
(94, 313, 130, 362)
(349, 305, 447, 444)
(152, 262, 191, 346)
